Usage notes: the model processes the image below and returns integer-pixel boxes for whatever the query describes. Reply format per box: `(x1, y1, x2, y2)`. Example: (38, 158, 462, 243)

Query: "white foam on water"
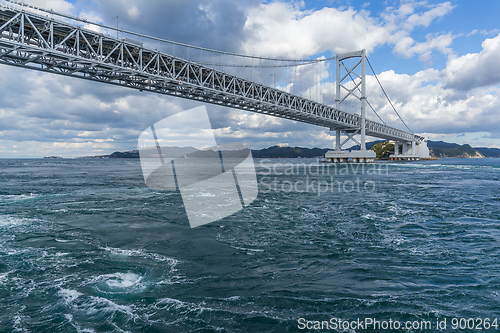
(78, 328, 96, 333)
(0, 215, 25, 228)
(387, 162, 500, 173)
(52, 208, 69, 213)
(157, 274, 189, 286)
(86, 296, 139, 319)
(409, 248, 426, 256)
(5, 248, 30, 256)
(0, 194, 38, 202)
(62, 294, 139, 328)
(153, 191, 177, 196)
(101, 246, 180, 267)
(102, 247, 146, 257)
(300, 212, 319, 220)
(197, 192, 218, 197)
(103, 272, 143, 289)
(382, 234, 408, 247)
(96, 247, 188, 290)
(59, 288, 82, 304)
(0, 272, 8, 285)
(89, 271, 149, 295)
(65, 313, 97, 333)
(231, 246, 265, 253)
(155, 297, 204, 312)
(55, 239, 72, 243)
(13, 314, 28, 333)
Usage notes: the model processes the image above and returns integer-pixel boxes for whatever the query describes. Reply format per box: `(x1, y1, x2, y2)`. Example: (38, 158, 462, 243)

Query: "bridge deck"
(0, 7, 422, 143)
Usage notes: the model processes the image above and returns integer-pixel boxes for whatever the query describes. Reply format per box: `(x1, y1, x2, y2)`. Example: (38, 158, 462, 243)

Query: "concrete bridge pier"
(390, 140, 429, 161)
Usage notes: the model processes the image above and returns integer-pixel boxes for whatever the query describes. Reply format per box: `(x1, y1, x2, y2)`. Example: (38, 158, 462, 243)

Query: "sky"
(1, 0, 500, 157)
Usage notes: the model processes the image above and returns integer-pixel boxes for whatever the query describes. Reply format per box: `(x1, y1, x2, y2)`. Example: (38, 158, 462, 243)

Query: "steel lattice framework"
(0, 7, 423, 143)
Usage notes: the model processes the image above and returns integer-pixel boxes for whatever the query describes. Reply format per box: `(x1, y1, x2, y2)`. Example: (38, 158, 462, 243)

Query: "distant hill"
(251, 146, 329, 158)
(108, 150, 139, 158)
(426, 140, 462, 149)
(345, 140, 385, 150)
(475, 147, 500, 158)
(427, 141, 483, 158)
(80, 140, 500, 159)
(93, 146, 331, 159)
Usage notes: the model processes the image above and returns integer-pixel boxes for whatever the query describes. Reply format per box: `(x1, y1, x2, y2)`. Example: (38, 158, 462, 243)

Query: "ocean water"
(0, 158, 499, 332)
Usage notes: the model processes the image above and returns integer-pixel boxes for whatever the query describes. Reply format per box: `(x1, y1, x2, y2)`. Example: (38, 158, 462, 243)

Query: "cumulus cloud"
(242, 1, 455, 59)
(382, 1, 454, 31)
(0, 65, 200, 154)
(242, 3, 388, 57)
(443, 33, 500, 91)
(392, 32, 454, 60)
(364, 68, 500, 135)
(45, 0, 76, 15)
(85, 0, 251, 52)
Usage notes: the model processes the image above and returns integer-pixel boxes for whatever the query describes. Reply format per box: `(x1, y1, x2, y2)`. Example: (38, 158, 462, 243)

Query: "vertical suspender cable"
(366, 57, 413, 134)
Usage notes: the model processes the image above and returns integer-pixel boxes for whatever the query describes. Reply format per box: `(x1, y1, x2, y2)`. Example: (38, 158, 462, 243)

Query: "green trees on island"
(371, 141, 395, 159)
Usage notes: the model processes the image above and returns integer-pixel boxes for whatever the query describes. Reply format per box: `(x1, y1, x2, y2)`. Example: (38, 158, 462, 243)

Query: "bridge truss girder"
(0, 8, 422, 144)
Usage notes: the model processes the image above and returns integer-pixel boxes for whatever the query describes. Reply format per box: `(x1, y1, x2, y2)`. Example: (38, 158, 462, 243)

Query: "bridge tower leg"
(324, 50, 375, 163)
(335, 130, 341, 151)
(360, 49, 367, 151)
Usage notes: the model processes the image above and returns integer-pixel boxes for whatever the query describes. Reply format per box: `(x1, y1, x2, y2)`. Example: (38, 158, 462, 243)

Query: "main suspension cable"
(193, 56, 336, 68)
(367, 57, 413, 134)
(6, 0, 323, 63)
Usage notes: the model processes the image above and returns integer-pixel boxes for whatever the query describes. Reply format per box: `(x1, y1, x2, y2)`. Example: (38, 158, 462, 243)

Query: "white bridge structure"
(0, 2, 429, 162)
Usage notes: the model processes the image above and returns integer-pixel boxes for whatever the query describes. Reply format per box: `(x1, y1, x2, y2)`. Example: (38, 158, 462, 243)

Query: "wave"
(100, 246, 180, 267)
(58, 289, 140, 321)
(387, 162, 500, 172)
(231, 245, 265, 253)
(0, 215, 38, 230)
(0, 193, 39, 203)
(59, 288, 83, 304)
(0, 272, 8, 285)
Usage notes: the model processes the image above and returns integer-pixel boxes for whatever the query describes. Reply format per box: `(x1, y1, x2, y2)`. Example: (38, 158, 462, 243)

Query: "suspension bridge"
(0, 1, 429, 162)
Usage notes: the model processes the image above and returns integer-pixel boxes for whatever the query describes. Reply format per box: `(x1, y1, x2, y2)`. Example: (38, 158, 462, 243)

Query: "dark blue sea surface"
(0, 158, 499, 332)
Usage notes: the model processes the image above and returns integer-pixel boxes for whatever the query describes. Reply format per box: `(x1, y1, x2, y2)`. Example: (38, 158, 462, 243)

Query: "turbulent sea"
(0, 158, 500, 332)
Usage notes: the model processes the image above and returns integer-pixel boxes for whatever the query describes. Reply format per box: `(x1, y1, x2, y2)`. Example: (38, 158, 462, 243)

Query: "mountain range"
(84, 140, 500, 159)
